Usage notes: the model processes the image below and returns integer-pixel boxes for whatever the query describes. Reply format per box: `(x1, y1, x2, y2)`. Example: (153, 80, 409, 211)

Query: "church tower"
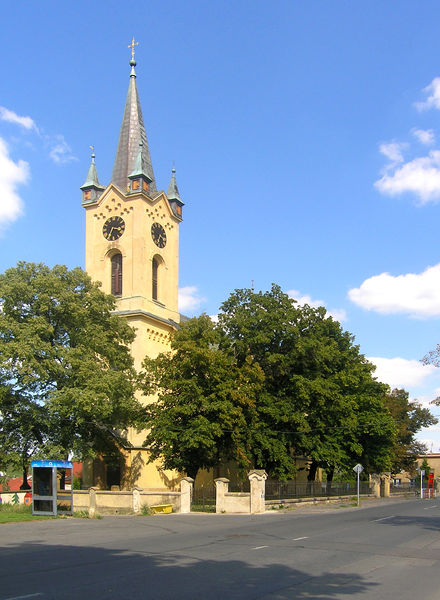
(81, 41, 184, 489)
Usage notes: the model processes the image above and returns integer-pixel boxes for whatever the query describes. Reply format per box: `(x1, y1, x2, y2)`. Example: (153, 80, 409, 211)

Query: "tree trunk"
(20, 460, 31, 490)
(307, 461, 318, 495)
(325, 466, 334, 495)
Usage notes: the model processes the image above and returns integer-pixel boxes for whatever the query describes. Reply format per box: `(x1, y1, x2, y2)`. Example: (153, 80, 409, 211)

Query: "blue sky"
(2, 1, 440, 451)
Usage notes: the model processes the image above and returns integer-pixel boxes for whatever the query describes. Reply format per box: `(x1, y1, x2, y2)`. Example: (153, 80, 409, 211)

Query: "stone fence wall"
(74, 477, 193, 516)
(215, 470, 267, 514)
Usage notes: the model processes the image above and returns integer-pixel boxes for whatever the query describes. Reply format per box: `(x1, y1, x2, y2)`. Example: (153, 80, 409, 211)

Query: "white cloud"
(375, 149, 440, 204)
(348, 264, 440, 317)
(368, 357, 437, 388)
(415, 77, 440, 111)
(0, 137, 29, 228)
(0, 106, 76, 165)
(379, 141, 406, 164)
(412, 128, 435, 145)
(178, 286, 206, 313)
(0, 106, 37, 131)
(288, 289, 347, 322)
(47, 135, 76, 164)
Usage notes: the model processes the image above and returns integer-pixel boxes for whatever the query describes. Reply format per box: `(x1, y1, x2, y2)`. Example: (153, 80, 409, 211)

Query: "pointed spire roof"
(167, 166, 182, 202)
(111, 46, 156, 193)
(80, 148, 104, 190)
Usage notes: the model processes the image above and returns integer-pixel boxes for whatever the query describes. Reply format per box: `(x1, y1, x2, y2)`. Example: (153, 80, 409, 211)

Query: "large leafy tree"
(139, 315, 264, 480)
(218, 285, 396, 479)
(383, 388, 437, 475)
(0, 262, 143, 485)
(141, 284, 398, 482)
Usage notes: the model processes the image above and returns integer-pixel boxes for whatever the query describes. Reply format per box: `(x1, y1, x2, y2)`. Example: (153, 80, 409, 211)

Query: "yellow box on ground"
(150, 504, 173, 514)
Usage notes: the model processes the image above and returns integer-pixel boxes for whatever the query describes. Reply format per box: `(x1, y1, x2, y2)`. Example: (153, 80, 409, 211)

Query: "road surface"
(1, 497, 439, 599)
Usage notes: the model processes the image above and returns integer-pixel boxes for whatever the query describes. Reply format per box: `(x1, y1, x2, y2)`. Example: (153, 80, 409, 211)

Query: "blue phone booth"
(31, 460, 73, 516)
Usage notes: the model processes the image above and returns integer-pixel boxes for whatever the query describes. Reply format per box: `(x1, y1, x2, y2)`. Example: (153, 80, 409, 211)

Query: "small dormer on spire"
(167, 166, 184, 220)
(128, 141, 153, 195)
(81, 147, 105, 205)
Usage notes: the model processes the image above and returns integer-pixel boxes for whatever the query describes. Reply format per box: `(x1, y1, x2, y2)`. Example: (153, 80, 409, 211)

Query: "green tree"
(218, 285, 396, 480)
(139, 315, 264, 480)
(383, 388, 437, 475)
(0, 262, 144, 485)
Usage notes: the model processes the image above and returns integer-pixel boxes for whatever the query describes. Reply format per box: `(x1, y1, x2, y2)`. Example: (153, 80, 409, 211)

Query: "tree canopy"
(141, 284, 398, 480)
(383, 388, 437, 475)
(218, 285, 396, 479)
(139, 314, 264, 480)
(0, 262, 143, 484)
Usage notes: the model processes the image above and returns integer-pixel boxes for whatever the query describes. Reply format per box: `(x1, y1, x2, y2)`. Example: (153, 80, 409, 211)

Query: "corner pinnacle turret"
(111, 39, 156, 194)
(167, 166, 184, 219)
(80, 147, 105, 204)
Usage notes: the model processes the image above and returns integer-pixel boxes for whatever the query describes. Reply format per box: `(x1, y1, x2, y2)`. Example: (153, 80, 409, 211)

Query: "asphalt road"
(1, 497, 440, 599)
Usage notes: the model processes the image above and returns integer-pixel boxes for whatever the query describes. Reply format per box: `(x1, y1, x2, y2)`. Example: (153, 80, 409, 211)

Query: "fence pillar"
(370, 474, 381, 498)
(132, 487, 143, 514)
(248, 470, 268, 514)
(180, 477, 194, 513)
(88, 487, 98, 518)
(382, 474, 391, 498)
(215, 478, 229, 513)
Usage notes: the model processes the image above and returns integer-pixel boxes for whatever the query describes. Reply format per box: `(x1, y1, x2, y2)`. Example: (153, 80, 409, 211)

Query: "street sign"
(353, 464, 364, 474)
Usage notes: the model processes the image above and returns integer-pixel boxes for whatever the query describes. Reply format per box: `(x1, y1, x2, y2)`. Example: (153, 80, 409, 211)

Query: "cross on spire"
(128, 37, 139, 61)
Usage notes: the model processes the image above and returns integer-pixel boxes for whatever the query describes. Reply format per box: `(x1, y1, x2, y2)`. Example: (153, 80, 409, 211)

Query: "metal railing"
(390, 482, 417, 495)
(191, 485, 216, 511)
(265, 480, 372, 500)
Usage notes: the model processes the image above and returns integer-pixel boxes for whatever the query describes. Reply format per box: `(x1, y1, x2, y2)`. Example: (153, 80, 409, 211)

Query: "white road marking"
(424, 505, 437, 510)
(371, 515, 395, 522)
(3, 594, 43, 600)
(292, 536, 309, 541)
(252, 545, 268, 550)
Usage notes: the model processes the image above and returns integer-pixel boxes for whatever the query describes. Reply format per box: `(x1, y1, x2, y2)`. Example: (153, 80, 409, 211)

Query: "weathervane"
(128, 37, 139, 61)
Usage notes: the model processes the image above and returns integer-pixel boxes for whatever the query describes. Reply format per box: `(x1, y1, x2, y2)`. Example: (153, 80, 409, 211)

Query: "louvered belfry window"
(111, 253, 123, 296)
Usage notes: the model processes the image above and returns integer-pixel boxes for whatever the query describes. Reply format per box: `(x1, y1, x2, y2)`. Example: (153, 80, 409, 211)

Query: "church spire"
(111, 39, 156, 194)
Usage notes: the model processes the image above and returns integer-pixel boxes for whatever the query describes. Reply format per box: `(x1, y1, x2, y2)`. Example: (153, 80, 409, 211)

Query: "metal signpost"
(353, 463, 364, 506)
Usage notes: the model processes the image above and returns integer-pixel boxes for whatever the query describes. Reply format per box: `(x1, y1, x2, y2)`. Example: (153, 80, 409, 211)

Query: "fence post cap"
(180, 477, 194, 483)
(214, 477, 230, 483)
(248, 470, 268, 481)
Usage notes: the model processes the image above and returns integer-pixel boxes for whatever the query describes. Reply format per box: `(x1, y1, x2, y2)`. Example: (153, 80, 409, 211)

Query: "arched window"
(152, 256, 158, 301)
(111, 253, 123, 296)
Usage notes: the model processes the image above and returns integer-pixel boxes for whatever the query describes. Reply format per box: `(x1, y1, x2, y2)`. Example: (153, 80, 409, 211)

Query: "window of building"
(152, 256, 158, 300)
(111, 253, 123, 296)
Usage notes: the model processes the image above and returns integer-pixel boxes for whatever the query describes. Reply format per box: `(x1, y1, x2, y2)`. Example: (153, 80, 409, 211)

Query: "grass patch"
(140, 503, 153, 516)
(73, 510, 90, 519)
(191, 504, 216, 513)
(0, 504, 54, 523)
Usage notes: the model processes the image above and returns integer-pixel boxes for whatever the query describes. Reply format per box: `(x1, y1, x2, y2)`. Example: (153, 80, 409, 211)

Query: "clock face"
(151, 222, 167, 248)
(103, 216, 125, 241)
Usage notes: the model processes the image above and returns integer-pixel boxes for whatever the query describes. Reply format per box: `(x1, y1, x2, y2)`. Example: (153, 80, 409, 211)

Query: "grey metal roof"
(166, 167, 181, 202)
(111, 61, 156, 193)
(80, 152, 104, 190)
